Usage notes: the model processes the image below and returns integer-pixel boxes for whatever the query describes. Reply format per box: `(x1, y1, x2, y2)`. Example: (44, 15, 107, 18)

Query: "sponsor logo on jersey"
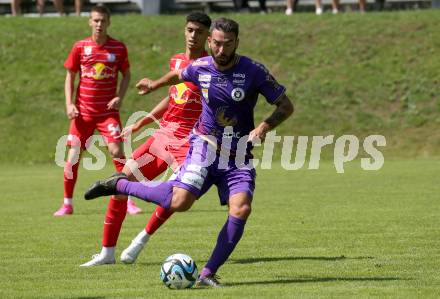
(84, 46, 92, 56)
(170, 83, 202, 105)
(231, 87, 245, 102)
(233, 73, 246, 78)
(233, 79, 245, 85)
(215, 76, 228, 87)
(202, 88, 209, 103)
(181, 172, 204, 189)
(223, 131, 241, 138)
(200, 82, 210, 88)
(192, 59, 209, 66)
(107, 53, 116, 62)
(198, 74, 212, 82)
(187, 164, 208, 177)
(216, 106, 237, 127)
(81, 62, 116, 80)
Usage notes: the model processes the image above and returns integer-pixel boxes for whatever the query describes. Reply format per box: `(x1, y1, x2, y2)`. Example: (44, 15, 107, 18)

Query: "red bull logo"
(81, 63, 116, 80)
(169, 83, 202, 105)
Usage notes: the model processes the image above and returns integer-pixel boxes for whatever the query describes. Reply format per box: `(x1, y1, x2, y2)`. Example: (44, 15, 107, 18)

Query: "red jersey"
(160, 52, 206, 139)
(64, 36, 130, 118)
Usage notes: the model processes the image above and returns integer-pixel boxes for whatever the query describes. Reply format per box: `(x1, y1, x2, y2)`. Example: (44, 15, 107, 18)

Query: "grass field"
(0, 159, 438, 298)
(1, 9, 439, 298)
(1, 11, 440, 163)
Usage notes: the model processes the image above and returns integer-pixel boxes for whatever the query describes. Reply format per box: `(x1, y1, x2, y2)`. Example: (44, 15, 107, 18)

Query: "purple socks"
(116, 179, 173, 210)
(201, 215, 246, 278)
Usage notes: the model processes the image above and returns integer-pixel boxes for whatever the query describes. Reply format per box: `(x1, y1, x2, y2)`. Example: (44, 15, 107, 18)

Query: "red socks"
(112, 157, 125, 173)
(63, 161, 79, 198)
(102, 197, 128, 247)
(145, 206, 174, 235)
(101, 157, 129, 247)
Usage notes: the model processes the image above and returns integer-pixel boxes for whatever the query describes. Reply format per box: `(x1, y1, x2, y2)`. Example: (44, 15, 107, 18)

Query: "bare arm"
(136, 69, 183, 95)
(65, 70, 78, 119)
(120, 96, 169, 137)
(249, 93, 294, 142)
(108, 69, 131, 110)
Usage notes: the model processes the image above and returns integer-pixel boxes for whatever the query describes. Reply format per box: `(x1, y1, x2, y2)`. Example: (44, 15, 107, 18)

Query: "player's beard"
(211, 48, 236, 66)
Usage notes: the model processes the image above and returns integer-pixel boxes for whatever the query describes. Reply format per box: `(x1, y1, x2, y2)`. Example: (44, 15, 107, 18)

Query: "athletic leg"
(198, 166, 256, 287)
(198, 192, 252, 287)
(80, 117, 126, 266)
(120, 139, 172, 263)
(55, 117, 92, 216)
(54, 147, 81, 216)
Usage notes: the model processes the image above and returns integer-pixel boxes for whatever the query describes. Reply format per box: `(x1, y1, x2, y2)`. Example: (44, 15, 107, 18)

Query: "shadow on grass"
(231, 255, 373, 264)
(137, 255, 373, 267)
(226, 276, 406, 286)
(70, 208, 225, 217)
(184, 208, 225, 213)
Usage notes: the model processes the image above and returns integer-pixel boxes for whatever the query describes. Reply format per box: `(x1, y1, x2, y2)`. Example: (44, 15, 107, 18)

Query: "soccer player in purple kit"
(85, 17, 294, 287)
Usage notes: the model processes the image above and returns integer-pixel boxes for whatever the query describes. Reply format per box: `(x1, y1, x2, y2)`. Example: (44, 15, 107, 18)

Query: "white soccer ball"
(160, 253, 198, 289)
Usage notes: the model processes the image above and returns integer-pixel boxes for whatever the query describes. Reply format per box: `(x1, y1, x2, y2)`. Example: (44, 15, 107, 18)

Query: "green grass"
(0, 10, 439, 298)
(0, 159, 439, 298)
(1, 11, 440, 163)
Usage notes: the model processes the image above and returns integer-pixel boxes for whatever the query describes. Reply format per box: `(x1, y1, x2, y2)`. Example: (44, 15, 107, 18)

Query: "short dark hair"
(186, 12, 212, 29)
(210, 17, 239, 38)
(91, 5, 111, 19)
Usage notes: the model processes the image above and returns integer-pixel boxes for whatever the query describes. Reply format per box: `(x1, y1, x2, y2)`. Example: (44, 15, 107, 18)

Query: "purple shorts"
(170, 134, 256, 205)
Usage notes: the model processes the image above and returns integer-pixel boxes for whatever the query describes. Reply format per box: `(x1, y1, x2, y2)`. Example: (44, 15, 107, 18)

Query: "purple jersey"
(181, 55, 286, 153)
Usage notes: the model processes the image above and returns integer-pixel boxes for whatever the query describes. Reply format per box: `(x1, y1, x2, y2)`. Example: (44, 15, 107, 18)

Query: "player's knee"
(170, 190, 196, 212)
(122, 159, 137, 180)
(239, 204, 252, 219)
(230, 203, 252, 219)
(109, 147, 124, 158)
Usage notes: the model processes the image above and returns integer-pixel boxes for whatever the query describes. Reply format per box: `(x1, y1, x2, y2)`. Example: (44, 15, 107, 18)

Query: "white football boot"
(120, 231, 150, 264)
(120, 241, 145, 264)
(80, 254, 115, 267)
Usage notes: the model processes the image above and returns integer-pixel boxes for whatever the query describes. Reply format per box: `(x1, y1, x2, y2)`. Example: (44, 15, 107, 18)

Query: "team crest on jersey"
(231, 87, 245, 102)
(107, 53, 116, 62)
(84, 46, 93, 56)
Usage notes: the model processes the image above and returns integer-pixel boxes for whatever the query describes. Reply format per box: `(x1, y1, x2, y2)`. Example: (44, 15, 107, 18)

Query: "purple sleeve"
(180, 63, 197, 84)
(255, 64, 286, 105)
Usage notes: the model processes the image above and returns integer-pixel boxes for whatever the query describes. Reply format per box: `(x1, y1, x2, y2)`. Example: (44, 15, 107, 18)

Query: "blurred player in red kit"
(54, 5, 142, 216)
(80, 12, 212, 266)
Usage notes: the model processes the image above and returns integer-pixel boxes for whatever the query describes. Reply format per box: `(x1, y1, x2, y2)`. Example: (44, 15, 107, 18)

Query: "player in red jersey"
(80, 12, 212, 266)
(54, 5, 142, 216)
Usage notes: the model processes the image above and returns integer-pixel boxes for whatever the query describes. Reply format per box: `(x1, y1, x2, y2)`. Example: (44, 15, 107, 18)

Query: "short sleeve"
(118, 44, 130, 73)
(180, 63, 197, 84)
(255, 63, 286, 105)
(64, 42, 81, 72)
